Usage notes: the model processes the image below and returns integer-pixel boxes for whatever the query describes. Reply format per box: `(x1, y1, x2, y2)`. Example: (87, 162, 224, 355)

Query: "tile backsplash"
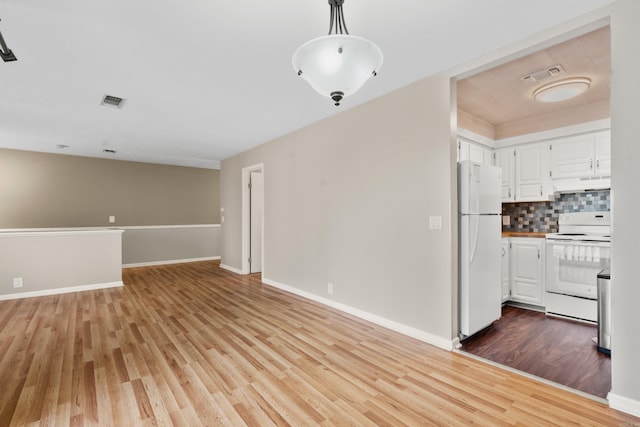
(502, 190, 610, 233)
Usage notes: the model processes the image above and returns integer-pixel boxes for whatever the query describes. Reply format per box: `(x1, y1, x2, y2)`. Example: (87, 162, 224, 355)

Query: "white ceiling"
(0, 0, 614, 169)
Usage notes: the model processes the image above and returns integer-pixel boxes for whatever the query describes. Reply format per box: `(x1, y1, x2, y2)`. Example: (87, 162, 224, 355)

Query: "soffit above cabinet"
(457, 26, 610, 140)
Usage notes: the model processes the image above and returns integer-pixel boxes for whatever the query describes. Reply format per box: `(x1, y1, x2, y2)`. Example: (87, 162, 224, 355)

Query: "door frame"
(241, 163, 264, 275)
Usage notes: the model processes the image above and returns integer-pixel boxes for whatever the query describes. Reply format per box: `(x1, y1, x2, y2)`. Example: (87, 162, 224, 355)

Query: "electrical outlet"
(503, 215, 511, 226)
(13, 277, 23, 288)
(109, 216, 116, 223)
(327, 283, 334, 295)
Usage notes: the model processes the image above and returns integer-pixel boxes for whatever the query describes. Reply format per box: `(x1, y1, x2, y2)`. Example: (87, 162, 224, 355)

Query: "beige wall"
(121, 225, 220, 266)
(0, 149, 220, 228)
(221, 2, 640, 414)
(222, 76, 456, 342)
(0, 230, 123, 298)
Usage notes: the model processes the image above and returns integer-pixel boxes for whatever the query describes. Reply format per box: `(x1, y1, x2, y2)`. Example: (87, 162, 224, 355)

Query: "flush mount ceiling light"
(533, 77, 591, 103)
(292, 0, 383, 106)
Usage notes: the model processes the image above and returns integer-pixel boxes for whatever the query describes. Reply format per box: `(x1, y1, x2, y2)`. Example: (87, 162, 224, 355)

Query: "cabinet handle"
(508, 188, 511, 199)
(540, 185, 543, 196)
(538, 249, 540, 259)
(590, 159, 593, 170)
(597, 158, 600, 169)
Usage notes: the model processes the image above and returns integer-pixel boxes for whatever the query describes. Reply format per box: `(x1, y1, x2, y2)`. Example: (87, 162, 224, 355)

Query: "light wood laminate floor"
(0, 261, 638, 426)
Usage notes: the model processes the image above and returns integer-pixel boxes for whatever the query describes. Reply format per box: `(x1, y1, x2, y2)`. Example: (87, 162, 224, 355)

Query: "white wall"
(222, 76, 456, 344)
(609, 0, 640, 415)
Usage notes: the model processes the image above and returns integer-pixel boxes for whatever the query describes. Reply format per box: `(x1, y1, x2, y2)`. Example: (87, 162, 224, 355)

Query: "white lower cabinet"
(509, 238, 545, 306)
(501, 238, 510, 302)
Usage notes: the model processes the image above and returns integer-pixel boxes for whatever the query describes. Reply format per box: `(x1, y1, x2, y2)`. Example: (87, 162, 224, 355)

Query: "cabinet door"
(468, 143, 485, 164)
(509, 239, 544, 305)
(594, 132, 611, 176)
(501, 239, 510, 302)
(550, 135, 594, 179)
(495, 148, 515, 202)
(515, 145, 548, 201)
(483, 147, 494, 166)
(458, 140, 470, 163)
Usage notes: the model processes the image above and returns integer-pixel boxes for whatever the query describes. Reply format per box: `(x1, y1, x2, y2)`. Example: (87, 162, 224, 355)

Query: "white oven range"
(545, 211, 611, 322)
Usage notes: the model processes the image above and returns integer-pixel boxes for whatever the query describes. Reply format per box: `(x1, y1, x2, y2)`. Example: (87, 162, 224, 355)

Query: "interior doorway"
(242, 163, 264, 275)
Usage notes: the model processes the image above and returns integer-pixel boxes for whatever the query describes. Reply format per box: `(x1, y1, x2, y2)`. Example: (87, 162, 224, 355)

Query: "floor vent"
(101, 94, 126, 108)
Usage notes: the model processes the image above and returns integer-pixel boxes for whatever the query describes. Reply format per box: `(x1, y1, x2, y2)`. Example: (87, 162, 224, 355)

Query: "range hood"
(553, 177, 611, 193)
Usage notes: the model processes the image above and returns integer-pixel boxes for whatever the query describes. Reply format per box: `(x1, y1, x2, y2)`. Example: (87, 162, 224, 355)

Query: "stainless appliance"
(545, 211, 611, 322)
(597, 268, 611, 354)
(458, 160, 502, 338)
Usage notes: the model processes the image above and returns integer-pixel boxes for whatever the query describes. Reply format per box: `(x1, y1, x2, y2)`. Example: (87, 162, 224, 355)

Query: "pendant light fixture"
(0, 19, 18, 62)
(292, 0, 383, 106)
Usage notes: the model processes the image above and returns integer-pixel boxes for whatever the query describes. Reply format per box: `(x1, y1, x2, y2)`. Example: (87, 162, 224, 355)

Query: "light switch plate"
(109, 216, 116, 223)
(503, 215, 510, 226)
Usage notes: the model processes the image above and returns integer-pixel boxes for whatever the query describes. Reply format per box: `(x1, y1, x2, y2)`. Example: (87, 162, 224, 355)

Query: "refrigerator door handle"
(470, 214, 479, 264)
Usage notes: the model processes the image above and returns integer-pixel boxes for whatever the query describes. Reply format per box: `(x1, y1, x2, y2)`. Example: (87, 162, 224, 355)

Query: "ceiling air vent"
(100, 94, 126, 108)
(520, 64, 565, 84)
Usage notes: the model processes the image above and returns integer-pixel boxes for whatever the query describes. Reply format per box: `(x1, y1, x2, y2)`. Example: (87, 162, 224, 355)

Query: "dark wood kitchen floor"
(461, 305, 611, 398)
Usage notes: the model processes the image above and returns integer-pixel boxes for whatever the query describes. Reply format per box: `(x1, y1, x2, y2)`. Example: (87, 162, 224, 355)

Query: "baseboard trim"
(261, 277, 454, 351)
(608, 392, 640, 417)
(123, 256, 220, 268)
(220, 264, 244, 275)
(0, 281, 124, 301)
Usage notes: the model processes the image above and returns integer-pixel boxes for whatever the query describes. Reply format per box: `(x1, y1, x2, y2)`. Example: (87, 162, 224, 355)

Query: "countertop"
(502, 231, 548, 238)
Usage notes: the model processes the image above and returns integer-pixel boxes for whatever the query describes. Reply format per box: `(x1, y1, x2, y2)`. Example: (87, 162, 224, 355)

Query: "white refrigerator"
(458, 160, 502, 338)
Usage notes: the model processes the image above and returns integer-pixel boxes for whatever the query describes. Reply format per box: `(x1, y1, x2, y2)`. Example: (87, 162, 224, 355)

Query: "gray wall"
(221, 76, 456, 341)
(610, 0, 640, 407)
(0, 149, 220, 228)
(122, 225, 220, 266)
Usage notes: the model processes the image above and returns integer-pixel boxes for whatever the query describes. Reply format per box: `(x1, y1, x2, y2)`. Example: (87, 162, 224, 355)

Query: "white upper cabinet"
(549, 135, 594, 179)
(468, 143, 485, 164)
(515, 144, 552, 202)
(594, 132, 611, 176)
(495, 148, 515, 202)
(550, 131, 611, 179)
(483, 148, 494, 166)
(457, 139, 469, 163)
(457, 138, 493, 165)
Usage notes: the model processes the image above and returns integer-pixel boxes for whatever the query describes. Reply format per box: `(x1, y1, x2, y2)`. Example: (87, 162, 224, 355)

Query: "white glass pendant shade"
(293, 34, 383, 105)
